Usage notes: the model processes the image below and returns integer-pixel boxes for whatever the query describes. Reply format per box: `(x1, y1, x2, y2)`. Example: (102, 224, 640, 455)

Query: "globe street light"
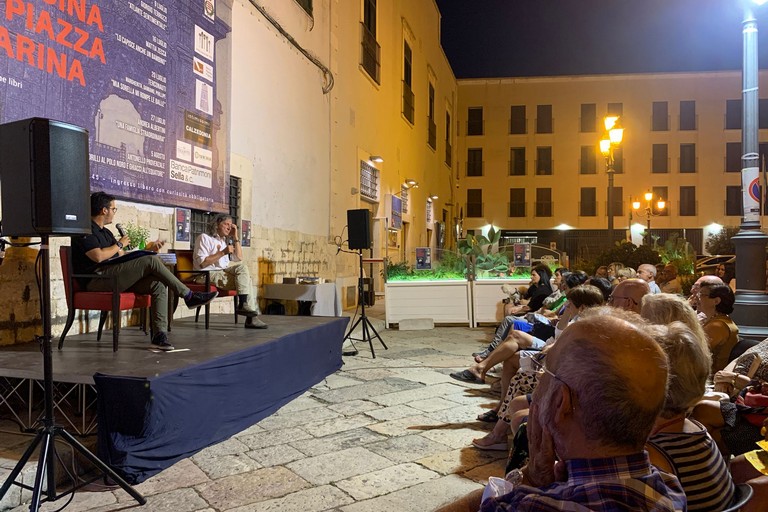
(632, 191, 665, 245)
(600, 116, 624, 247)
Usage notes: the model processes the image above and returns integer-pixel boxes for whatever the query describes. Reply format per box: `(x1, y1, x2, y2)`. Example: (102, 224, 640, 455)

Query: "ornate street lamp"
(632, 191, 665, 245)
(600, 116, 624, 246)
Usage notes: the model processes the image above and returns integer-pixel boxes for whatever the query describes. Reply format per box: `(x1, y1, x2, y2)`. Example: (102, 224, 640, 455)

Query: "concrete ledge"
(398, 318, 434, 330)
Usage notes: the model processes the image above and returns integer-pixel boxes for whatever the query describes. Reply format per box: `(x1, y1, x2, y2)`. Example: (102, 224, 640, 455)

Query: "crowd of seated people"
(442, 262, 768, 511)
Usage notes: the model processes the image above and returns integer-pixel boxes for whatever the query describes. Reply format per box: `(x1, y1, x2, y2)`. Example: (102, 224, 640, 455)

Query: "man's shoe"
(150, 332, 175, 351)
(245, 317, 268, 329)
(236, 306, 258, 318)
(184, 290, 218, 309)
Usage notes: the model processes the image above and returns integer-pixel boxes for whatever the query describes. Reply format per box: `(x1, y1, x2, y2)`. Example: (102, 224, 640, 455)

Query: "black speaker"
(347, 209, 372, 250)
(0, 118, 91, 237)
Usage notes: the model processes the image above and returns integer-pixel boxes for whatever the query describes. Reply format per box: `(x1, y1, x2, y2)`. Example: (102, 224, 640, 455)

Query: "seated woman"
(646, 322, 735, 511)
(699, 283, 739, 373)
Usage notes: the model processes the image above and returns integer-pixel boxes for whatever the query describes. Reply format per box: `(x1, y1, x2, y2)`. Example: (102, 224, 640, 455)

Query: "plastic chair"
(59, 246, 151, 352)
(172, 249, 238, 329)
(722, 483, 754, 512)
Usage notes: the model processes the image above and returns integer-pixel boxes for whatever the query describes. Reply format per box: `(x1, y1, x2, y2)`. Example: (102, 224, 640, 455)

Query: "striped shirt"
(479, 452, 686, 512)
(648, 420, 734, 511)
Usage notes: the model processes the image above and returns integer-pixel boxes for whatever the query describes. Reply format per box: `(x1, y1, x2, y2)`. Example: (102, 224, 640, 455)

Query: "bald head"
(608, 279, 650, 313)
(689, 275, 724, 310)
(637, 264, 657, 283)
(545, 310, 669, 451)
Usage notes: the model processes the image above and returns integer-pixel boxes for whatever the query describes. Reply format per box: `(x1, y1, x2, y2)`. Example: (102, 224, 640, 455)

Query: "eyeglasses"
(531, 356, 576, 405)
(109, 207, 118, 212)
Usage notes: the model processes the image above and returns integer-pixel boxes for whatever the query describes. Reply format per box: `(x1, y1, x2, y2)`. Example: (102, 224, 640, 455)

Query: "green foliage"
(705, 226, 739, 256)
(123, 223, 150, 250)
(679, 273, 697, 296)
(655, 234, 695, 275)
(457, 226, 513, 277)
(383, 259, 465, 281)
(590, 241, 661, 274)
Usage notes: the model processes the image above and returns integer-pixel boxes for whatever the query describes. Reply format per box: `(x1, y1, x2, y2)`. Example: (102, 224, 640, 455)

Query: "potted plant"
(123, 223, 150, 250)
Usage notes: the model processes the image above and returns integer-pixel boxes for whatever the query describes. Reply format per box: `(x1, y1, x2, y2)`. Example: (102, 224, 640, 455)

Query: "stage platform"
(0, 314, 348, 484)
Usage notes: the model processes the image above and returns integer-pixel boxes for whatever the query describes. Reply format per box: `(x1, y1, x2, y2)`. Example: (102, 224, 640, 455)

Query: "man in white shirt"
(637, 263, 661, 294)
(194, 214, 267, 329)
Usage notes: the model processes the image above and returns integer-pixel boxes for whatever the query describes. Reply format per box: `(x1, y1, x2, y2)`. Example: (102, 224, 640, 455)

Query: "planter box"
(385, 281, 471, 327)
(472, 279, 530, 325)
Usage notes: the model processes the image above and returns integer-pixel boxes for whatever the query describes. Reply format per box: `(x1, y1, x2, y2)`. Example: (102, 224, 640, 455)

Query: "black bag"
(265, 302, 285, 315)
(531, 319, 555, 341)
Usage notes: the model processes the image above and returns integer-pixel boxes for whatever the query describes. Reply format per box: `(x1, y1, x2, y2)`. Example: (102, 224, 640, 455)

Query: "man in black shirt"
(71, 192, 217, 351)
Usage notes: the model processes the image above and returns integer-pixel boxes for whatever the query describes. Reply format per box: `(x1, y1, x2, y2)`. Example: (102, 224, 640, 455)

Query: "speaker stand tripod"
(342, 250, 387, 358)
(0, 236, 145, 511)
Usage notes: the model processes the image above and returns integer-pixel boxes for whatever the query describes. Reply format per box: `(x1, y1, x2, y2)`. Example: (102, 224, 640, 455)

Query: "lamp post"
(600, 116, 624, 247)
(632, 191, 665, 245)
(731, 0, 768, 335)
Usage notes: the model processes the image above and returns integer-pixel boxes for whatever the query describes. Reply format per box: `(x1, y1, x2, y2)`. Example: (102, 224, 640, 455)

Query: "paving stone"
(420, 426, 491, 450)
(255, 406, 341, 431)
(335, 462, 439, 500)
(365, 414, 444, 437)
(286, 447, 391, 485)
(194, 437, 250, 459)
(390, 367, 460, 385)
(193, 452, 263, 480)
(338, 474, 482, 512)
(462, 459, 508, 483)
(195, 466, 310, 510)
(416, 447, 505, 476)
(306, 414, 377, 438)
(338, 368, 395, 382)
(368, 383, 465, 407)
(443, 391, 498, 407)
(408, 397, 460, 412)
(246, 444, 306, 467)
(315, 373, 365, 389)
(274, 394, 326, 413)
(227, 485, 354, 512)
(363, 404, 421, 421)
(289, 428, 387, 457)
(237, 427, 314, 450)
(122, 488, 208, 512)
(424, 403, 490, 424)
(327, 399, 380, 416)
(311, 379, 421, 404)
(131, 458, 210, 498)
(6, 489, 118, 512)
(365, 434, 452, 464)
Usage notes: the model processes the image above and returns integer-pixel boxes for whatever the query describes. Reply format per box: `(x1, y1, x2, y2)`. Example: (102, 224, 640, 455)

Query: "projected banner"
(0, 0, 232, 212)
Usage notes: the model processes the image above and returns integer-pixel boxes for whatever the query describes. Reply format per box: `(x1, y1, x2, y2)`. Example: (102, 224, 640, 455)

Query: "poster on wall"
(175, 207, 191, 242)
(241, 220, 251, 247)
(513, 243, 531, 267)
(0, 0, 233, 212)
(415, 247, 431, 270)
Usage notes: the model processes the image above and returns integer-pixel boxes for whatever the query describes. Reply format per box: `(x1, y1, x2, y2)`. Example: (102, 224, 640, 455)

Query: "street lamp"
(600, 116, 624, 246)
(632, 191, 665, 245)
(731, 0, 768, 333)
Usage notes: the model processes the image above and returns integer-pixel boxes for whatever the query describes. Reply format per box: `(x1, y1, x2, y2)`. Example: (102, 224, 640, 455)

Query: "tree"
(705, 226, 739, 255)
(589, 241, 661, 275)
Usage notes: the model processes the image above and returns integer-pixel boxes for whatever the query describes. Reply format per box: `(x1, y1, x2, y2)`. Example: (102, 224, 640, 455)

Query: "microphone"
(115, 223, 132, 251)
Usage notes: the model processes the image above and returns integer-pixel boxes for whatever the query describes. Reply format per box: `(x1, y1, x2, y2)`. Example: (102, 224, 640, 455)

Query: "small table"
(263, 283, 341, 316)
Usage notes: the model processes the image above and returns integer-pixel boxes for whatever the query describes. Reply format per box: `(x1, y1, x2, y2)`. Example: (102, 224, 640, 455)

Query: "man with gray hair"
(637, 263, 661, 294)
(437, 310, 686, 511)
(194, 214, 267, 328)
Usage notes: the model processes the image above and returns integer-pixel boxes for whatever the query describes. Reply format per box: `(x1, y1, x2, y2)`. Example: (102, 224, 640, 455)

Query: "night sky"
(435, 0, 768, 78)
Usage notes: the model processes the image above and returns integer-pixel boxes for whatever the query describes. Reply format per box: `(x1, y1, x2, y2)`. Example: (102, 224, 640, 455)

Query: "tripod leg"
(364, 317, 388, 350)
(362, 317, 375, 358)
(56, 428, 146, 505)
(0, 431, 45, 501)
(342, 316, 363, 342)
(30, 431, 54, 512)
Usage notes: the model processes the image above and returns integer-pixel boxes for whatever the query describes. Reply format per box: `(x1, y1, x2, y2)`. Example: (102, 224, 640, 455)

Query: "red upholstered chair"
(58, 246, 152, 352)
(172, 250, 238, 329)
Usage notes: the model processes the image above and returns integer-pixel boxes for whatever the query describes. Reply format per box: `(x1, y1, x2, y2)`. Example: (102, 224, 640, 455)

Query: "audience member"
(71, 192, 218, 351)
(437, 311, 686, 512)
(699, 283, 739, 373)
(616, 266, 637, 282)
(585, 276, 612, 302)
(194, 214, 267, 329)
(687, 274, 724, 315)
(607, 278, 650, 313)
(660, 263, 682, 294)
(594, 265, 608, 279)
(637, 263, 662, 294)
(640, 293, 708, 353)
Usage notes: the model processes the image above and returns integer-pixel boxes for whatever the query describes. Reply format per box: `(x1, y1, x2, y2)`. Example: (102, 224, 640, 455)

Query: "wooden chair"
(722, 483, 753, 512)
(58, 246, 151, 352)
(172, 249, 238, 329)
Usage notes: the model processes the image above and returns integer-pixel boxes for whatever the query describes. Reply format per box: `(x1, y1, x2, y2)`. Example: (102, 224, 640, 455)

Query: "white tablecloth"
(263, 283, 342, 316)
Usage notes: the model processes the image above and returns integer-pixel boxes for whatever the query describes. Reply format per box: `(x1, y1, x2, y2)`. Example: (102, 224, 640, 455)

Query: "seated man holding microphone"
(193, 214, 267, 329)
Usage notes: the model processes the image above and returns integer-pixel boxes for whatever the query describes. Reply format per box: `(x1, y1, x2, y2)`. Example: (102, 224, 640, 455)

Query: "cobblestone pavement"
(0, 307, 507, 511)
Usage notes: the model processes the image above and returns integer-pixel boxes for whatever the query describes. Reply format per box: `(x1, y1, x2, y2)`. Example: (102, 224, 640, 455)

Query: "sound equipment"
(347, 209, 372, 250)
(0, 118, 91, 237)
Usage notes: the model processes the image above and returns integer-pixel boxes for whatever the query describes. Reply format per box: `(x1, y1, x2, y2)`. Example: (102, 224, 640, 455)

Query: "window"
(580, 146, 596, 174)
(652, 186, 668, 216)
(535, 188, 552, 217)
(191, 175, 241, 243)
(229, 175, 241, 223)
(295, 0, 312, 16)
(360, 0, 379, 83)
(510, 105, 526, 134)
(445, 111, 452, 167)
(612, 147, 623, 174)
(726, 185, 742, 216)
(467, 148, 483, 176)
(580, 103, 596, 133)
(427, 82, 436, 149)
(402, 41, 414, 123)
(536, 146, 552, 175)
(679, 186, 696, 216)
(536, 104, 553, 133)
(607, 103, 623, 116)
(652, 101, 669, 131)
(680, 143, 696, 173)
(580, 187, 596, 217)
(726, 99, 741, 129)
(608, 186, 623, 217)
(761, 99, 768, 129)
(359, 160, 379, 201)
(509, 188, 525, 217)
(680, 100, 696, 130)
(467, 189, 483, 217)
(509, 147, 526, 176)
(467, 107, 483, 135)
(652, 144, 668, 173)
(726, 142, 742, 172)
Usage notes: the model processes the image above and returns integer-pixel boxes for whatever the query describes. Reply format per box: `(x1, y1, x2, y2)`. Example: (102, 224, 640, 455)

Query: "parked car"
(695, 255, 735, 275)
